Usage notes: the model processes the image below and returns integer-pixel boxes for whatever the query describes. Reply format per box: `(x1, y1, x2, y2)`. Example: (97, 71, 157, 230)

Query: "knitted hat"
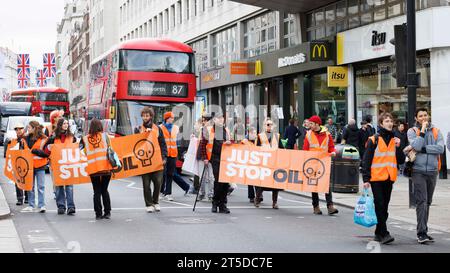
(164, 112, 174, 121)
(309, 115, 322, 125)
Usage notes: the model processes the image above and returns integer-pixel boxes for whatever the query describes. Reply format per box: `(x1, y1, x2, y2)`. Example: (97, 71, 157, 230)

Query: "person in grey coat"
(407, 108, 444, 244)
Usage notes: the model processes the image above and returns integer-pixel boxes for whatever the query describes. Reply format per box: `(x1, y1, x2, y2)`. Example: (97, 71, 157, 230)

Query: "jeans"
(91, 175, 112, 217)
(161, 158, 190, 195)
(29, 169, 45, 208)
(142, 170, 163, 207)
(412, 171, 437, 236)
(55, 186, 75, 210)
(370, 181, 393, 237)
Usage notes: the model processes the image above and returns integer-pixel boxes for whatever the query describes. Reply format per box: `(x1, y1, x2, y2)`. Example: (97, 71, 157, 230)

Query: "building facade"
(0, 47, 18, 102)
(90, 0, 119, 61)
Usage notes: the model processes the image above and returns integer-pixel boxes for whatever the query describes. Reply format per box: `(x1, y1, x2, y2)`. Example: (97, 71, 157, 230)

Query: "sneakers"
(373, 235, 382, 242)
(21, 206, 34, 212)
(380, 234, 395, 245)
(154, 204, 161, 212)
(67, 208, 76, 216)
(16, 200, 23, 206)
(146, 206, 155, 213)
(313, 206, 322, 215)
(272, 203, 279, 210)
(39, 207, 46, 213)
(165, 195, 174, 201)
(327, 205, 339, 215)
(417, 234, 431, 244)
(57, 208, 66, 215)
(427, 234, 435, 243)
(102, 213, 111, 220)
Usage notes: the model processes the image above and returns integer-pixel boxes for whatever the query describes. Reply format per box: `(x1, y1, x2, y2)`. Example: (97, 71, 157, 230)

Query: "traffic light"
(390, 24, 407, 87)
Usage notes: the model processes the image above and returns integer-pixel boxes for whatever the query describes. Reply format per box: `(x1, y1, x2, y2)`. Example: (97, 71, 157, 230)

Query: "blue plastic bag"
(354, 189, 378, 228)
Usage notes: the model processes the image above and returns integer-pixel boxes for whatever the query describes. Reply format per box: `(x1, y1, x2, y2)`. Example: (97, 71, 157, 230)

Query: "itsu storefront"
(336, 6, 450, 165)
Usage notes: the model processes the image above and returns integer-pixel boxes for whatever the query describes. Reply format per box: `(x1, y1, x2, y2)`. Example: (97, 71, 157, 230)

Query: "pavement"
(286, 175, 450, 233)
(0, 177, 24, 253)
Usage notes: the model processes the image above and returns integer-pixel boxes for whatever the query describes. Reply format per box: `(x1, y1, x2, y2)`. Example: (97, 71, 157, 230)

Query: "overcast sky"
(0, 0, 65, 68)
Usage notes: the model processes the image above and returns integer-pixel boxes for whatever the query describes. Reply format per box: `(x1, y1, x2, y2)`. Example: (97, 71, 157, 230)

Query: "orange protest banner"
(5, 149, 34, 191)
(49, 132, 164, 185)
(218, 144, 331, 193)
(50, 143, 91, 186)
(4, 144, 14, 181)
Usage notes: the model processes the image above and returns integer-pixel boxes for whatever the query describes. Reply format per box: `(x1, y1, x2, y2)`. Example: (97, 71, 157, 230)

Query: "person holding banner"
(303, 115, 339, 216)
(362, 112, 402, 245)
(160, 111, 191, 201)
(242, 127, 263, 204)
(198, 112, 232, 214)
(196, 114, 215, 202)
(255, 118, 284, 209)
(82, 119, 114, 220)
(8, 123, 29, 206)
(44, 118, 77, 216)
(21, 121, 49, 213)
(134, 107, 167, 213)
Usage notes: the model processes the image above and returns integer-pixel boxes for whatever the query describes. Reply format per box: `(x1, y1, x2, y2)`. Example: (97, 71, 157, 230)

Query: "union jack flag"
(17, 54, 30, 79)
(43, 53, 56, 78)
(36, 69, 47, 87)
(18, 78, 29, 89)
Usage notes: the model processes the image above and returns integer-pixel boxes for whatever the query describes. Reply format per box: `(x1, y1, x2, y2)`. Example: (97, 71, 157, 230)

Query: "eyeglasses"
(14, 128, 24, 131)
(266, 124, 273, 127)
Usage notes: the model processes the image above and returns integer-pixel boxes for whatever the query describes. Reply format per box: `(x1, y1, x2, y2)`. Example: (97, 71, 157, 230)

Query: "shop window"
(374, 8, 386, 21)
(348, 0, 359, 15)
(348, 16, 360, 28)
(361, 12, 373, 25)
(336, 1, 347, 19)
(244, 11, 278, 58)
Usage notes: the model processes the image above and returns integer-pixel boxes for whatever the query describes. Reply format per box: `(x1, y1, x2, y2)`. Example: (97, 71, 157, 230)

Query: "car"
(3, 116, 45, 158)
(0, 102, 32, 146)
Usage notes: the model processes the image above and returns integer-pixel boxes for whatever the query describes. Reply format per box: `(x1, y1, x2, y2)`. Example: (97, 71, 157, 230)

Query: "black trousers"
(91, 175, 112, 217)
(161, 157, 176, 195)
(193, 175, 200, 192)
(16, 184, 28, 202)
(211, 160, 229, 206)
(370, 181, 393, 237)
(312, 190, 333, 208)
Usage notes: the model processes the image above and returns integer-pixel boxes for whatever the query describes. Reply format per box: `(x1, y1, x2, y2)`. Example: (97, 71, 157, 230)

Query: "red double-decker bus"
(9, 87, 70, 122)
(87, 39, 196, 166)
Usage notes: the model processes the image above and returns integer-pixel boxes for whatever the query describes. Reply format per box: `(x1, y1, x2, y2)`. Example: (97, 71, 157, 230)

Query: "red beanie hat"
(164, 112, 174, 121)
(309, 115, 322, 125)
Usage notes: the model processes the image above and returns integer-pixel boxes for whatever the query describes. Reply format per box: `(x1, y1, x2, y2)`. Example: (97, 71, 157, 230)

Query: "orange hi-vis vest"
(55, 135, 74, 145)
(160, 124, 179, 158)
(140, 123, 163, 160)
(369, 136, 397, 182)
(413, 127, 442, 171)
(258, 132, 280, 149)
(206, 126, 231, 160)
(25, 137, 48, 169)
(306, 130, 330, 153)
(83, 132, 112, 175)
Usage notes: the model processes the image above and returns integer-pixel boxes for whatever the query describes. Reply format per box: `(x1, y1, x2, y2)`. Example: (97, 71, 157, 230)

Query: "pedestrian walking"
(362, 112, 401, 244)
(241, 127, 263, 203)
(325, 118, 338, 143)
(303, 115, 339, 215)
(196, 114, 214, 202)
(197, 112, 232, 214)
(160, 111, 191, 201)
(255, 118, 283, 209)
(21, 121, 49, 213)
(134, 107, 167, 213)
(44, 118, 77, 215)
(298, 119, 310, 150)
(341, 119, 360, 148)
(284, 119, 301, 150)
(358, 121, 371, 163)
(8, 123, 29, 206)
(407, 108, 444, 244)
(82, 119, 114, 220)
(394, 121, 408, 174)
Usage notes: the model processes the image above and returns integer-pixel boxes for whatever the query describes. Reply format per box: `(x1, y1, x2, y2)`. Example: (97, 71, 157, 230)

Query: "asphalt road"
(1, 147, 450, 253)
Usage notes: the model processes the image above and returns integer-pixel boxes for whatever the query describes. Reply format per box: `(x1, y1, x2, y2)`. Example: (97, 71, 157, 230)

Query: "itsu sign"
(371, 30, 386, 51)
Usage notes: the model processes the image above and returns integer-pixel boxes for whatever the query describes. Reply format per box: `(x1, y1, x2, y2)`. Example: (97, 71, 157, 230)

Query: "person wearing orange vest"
(45, 110, 64, 137)
(8, 122, 29, 206)
(21, 121, 49, 213)
(198, 112, 232, 213)
(134, 107, 167, 213)
(160, 112, 191, 201)
(254, 119, 283, 209)
(407, 108, 444, 244)
(196, 114, 215, 201)
(362, 112, 401, 245)
(242, 127, 263, 203)
(81, 119, 114, 220)
(44, 118, 77, 216)
(303, 115, 339, 215)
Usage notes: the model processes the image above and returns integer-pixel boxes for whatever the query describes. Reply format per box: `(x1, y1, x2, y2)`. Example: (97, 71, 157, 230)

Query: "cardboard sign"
(5, 149, 34, 191)
(49, 132, 164, 185)
(219, 144, 331, 193)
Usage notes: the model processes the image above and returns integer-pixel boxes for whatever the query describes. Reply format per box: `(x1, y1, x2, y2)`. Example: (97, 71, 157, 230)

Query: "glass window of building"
(355, 55, 431, 126)
(244, 11, 278, 58)
(212, 26, 237, 66)
(283, 13, 298, 48)
(190, 38, 208, 73)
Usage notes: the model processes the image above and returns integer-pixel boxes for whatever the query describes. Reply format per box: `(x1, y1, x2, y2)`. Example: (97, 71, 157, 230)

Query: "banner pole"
(193, 163, 208, 212)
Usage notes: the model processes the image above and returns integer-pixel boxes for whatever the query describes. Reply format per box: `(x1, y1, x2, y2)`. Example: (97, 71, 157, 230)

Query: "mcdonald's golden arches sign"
(310, 42, 330, 61)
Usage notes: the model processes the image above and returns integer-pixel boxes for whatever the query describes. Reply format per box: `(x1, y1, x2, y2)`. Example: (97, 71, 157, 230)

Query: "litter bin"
(331, 144, 360, 193)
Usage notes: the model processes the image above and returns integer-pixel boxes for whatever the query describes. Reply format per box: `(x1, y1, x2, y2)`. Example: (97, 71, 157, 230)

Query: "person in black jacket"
(8, 123, 29, 206)
(342, 119, 360, 148)
(394, 121, 408, 174)
(198, 112, 232, 214)
(283, 119, 300, 149)
(358, 121, 371, 162)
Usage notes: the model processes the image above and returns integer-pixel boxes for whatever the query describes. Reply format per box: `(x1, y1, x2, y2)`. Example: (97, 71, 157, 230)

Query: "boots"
(211, 203, 218, 213)
(313, 206, 323, 215)
(219, 204, 230, 214)
(327, 205, 339, 215)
